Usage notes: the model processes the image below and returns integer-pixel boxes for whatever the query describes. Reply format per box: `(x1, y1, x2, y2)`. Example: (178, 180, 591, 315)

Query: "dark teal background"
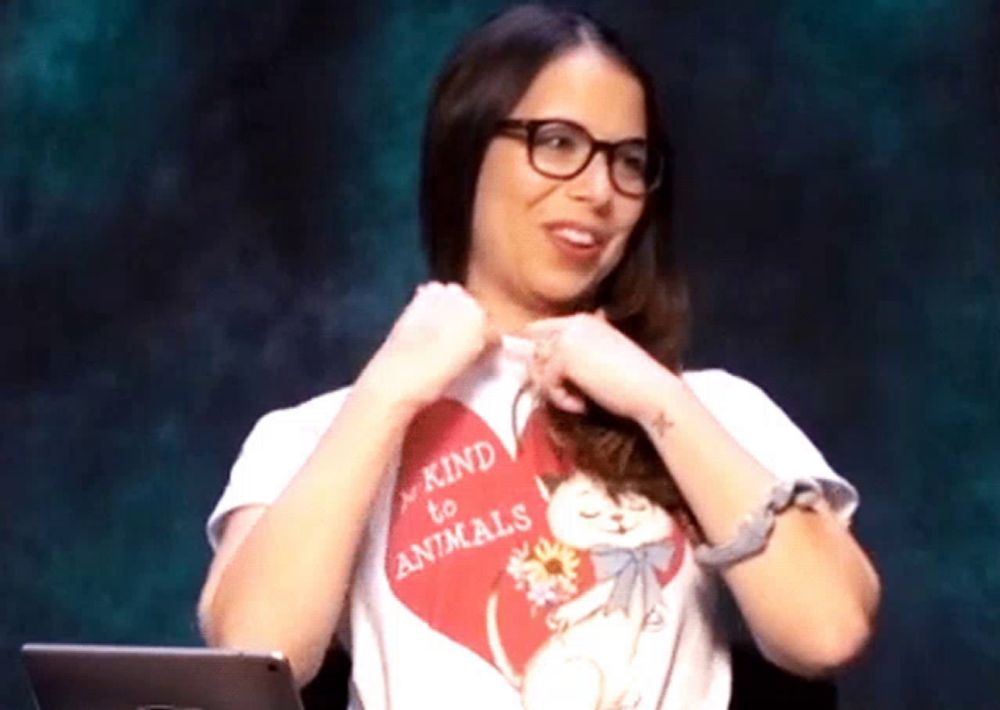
(3, 1, 998, 707)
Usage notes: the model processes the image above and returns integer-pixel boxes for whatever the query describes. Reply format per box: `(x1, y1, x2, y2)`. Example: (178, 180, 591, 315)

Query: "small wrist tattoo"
(650, 411, 675, 438)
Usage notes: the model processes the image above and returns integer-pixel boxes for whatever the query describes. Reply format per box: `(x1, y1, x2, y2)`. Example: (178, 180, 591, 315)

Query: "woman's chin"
(530, 282, 600, 316)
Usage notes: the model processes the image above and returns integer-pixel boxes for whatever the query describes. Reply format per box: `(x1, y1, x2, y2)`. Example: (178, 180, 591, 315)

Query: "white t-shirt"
(207, 337, 858, 710)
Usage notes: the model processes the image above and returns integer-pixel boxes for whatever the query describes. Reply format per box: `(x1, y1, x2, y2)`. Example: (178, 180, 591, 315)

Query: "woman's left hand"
(520, 313, 678, 421)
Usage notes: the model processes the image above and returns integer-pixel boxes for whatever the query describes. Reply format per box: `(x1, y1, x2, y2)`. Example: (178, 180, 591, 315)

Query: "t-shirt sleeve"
(683, 369, 859, 523)
(206, 387, 352, 550)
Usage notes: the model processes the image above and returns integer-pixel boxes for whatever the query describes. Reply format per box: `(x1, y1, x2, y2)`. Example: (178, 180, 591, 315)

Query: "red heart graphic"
(385, 399, 686, 676)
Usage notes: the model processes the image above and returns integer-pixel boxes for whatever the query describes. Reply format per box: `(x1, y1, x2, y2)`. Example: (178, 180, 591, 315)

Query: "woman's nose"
(568, 151, 614, 206)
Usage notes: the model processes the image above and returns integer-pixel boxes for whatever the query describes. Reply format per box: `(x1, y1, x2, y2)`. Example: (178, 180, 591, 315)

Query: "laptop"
(21, 643, 304, 710)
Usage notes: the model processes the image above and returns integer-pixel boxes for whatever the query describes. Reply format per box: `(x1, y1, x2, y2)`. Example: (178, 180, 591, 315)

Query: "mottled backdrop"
(2, 0, 998, 708)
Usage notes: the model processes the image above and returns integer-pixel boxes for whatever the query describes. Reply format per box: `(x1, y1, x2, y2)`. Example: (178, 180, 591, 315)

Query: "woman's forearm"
(636, 372, 881, 676)
(199, 377, 419, 686)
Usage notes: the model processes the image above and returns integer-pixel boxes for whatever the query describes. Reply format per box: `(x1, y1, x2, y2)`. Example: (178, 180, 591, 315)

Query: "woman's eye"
(545, 137, 575, 150)
(536, 131, 580, 152)
(619, 153, 647, 176)
(626, 500, 648, 512)
(579, 510, 600, 519)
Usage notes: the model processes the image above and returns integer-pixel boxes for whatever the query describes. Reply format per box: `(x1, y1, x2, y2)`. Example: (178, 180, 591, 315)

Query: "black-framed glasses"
(496, 118, 663, 197)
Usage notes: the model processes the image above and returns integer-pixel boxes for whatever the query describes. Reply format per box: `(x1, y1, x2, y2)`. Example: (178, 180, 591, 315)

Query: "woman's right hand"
(355, 282, 497, 414)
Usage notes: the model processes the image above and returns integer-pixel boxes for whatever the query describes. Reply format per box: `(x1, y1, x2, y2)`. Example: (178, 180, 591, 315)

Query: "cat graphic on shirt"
(487, 470, 676, 710)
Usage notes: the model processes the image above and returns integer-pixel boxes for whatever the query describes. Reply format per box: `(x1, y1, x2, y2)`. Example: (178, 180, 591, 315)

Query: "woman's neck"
(469, 287, 578, 336)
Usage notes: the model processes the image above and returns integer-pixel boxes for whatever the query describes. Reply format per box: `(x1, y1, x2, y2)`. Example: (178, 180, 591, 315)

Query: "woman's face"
(467, 46, 648, 329)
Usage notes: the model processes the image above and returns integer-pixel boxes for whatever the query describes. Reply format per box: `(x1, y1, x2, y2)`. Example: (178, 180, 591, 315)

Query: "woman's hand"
(521, 313, 679, 421)
(356, 282, 497, 414)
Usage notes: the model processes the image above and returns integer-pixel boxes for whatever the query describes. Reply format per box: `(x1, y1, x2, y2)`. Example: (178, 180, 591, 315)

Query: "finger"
(529, 335, 560, 393)
(482, 311, 503, 347)
(534, 332, 556, 362)
(546, 383, 587, 413)
(531, 346, 584, 412)
(593, 307, 608, 322)
(526, 347, 546, 393)
(412, 281, 444, 302)
(526, 349, 552, 405)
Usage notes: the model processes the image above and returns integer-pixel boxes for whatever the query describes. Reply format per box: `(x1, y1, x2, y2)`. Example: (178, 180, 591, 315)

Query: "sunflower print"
(506, 537, 581, 614)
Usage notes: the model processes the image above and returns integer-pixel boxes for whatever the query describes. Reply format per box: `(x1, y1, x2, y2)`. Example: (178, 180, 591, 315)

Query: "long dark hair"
(420, 5, 694, 526)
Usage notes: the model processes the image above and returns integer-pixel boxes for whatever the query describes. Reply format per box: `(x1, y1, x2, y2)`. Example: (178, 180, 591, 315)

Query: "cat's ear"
(535, 473, 563, 502)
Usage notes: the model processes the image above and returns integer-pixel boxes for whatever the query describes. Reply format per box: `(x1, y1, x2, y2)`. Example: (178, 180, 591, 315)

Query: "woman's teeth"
(554, 227, 597, 247)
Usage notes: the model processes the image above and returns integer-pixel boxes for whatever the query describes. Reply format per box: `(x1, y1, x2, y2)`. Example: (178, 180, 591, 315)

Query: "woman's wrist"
(634, 368, 689, 440)
(350, 362, 428, 427)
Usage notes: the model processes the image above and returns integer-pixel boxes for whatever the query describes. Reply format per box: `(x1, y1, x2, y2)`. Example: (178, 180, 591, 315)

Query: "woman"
(198, 5, 880, 709)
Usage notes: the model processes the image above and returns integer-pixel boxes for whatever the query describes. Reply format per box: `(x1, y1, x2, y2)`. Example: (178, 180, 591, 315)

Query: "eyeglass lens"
(529, 121, 656, 196)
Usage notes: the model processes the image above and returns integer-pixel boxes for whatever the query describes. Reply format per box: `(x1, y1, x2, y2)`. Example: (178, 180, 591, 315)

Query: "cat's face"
(545, 471, 672, 550)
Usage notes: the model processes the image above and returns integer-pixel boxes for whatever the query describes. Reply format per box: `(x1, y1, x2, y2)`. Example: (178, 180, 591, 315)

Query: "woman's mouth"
(543, 222, 611, 261)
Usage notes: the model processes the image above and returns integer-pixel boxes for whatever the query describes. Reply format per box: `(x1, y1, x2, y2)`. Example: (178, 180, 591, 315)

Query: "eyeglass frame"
(494, 118, 663, 197)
